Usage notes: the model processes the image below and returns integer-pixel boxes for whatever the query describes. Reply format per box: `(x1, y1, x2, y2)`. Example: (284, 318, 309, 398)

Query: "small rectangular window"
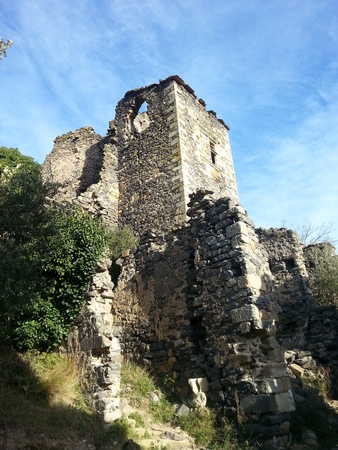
(210, 142, 216, 164)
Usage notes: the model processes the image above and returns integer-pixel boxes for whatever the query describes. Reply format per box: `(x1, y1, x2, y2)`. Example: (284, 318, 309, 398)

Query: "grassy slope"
(1, 349, 337, 449)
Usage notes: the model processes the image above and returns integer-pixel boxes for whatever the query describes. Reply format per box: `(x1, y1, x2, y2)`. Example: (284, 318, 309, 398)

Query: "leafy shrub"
(308, 242, 338, 305)
(108, 226, 139, 262)
(0, 148, 108, 350)
(0, 146, 36, 176)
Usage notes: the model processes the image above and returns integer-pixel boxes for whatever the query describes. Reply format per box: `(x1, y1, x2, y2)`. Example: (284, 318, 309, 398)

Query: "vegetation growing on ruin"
(0, 147, 108, 350)
(308, 242, 338, 306)
(121, 360, 255, 449)
(108, 225, 139, 262)
(1, 349, 256, 449)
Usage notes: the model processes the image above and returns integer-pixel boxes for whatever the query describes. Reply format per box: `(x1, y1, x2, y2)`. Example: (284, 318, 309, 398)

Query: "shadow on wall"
(77, 140, 106, 194)
(257, 228, 338, 400)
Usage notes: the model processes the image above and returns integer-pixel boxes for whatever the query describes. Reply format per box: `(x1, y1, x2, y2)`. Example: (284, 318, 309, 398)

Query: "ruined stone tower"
(43, 76, 238, 234)
(43, 76, 332, 447)
(111, 76, 238, 234)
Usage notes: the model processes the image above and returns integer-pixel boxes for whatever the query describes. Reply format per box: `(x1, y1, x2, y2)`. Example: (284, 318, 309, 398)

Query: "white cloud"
(1, 0, 337, 241)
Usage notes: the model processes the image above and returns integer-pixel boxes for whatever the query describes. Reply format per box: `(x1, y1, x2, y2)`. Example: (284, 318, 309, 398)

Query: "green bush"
(309, 243, 338, 305)
(0, 146, 35, 176)
(0, 148, 108, 350)
(108, 226, 139, 262)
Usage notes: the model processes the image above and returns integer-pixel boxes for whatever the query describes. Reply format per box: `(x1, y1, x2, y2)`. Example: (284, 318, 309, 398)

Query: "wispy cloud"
(1, 0, 337, 240)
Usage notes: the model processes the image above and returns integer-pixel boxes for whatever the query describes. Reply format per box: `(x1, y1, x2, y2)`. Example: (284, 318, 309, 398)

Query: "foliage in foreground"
(0, 147, 108, 350)
(0, 37, 12, 60)
(0, 347, 128, 448)
(0, 147, 139, 351)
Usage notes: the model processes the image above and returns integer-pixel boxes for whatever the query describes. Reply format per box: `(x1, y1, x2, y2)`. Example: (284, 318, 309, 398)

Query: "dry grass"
(303, 366, 332, 400)
(33, 353, 79, 405)
(0, 347, 119, 448)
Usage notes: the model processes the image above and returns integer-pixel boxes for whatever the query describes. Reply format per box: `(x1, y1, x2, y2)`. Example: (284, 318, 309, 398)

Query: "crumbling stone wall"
(112, 80, 186, 233)
(41, 76, 338, 444)
(256, 228, 314, 351)
(67, 255, 122, 423)
(258, 230, 338, 399)
(113, 76, 239, 235)
(42, 127, 119, 227)
(112, 190, 294, 445)
(42, 126, 104, 193)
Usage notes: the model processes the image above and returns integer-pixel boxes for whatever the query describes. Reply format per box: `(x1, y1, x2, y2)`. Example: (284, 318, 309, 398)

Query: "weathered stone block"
(256, 378, 285, 394)
(205, 236, 218, 246)
(261, 336, 280, 349)
(289, 363, 304, 377)
(262, 362, 288, 378)
(240, 394, 276, 413)
(228, 354, 252, 366)
(208, 390, 226, 402)
(191, 392, 207, 408)
(188, 377, 209, 393)
(154, 262, 170, 279)
(226, 222, 248, 238)
(275, 390, 295, 413)
(231, 233, 251, 248)
(239, 321, 251, 334)
(238, 274, 262, 290)
(103, 407, 122, 423)
(231, 304, 260, 324)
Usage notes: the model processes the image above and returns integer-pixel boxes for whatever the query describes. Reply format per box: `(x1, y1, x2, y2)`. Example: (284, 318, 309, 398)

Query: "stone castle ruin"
(42, 76, 337, 446)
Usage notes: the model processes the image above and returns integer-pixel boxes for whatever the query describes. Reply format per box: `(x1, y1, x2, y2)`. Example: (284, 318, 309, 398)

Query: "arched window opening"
(138, 101, 148, 114)
(131, 97, 151, 135)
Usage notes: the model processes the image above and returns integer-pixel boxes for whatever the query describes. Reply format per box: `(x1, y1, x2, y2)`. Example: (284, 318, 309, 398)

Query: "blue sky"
(1, 0, 338, 243)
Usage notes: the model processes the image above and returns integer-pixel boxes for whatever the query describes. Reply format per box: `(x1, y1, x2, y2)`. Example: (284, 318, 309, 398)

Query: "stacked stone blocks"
(41, 76, 338, 444)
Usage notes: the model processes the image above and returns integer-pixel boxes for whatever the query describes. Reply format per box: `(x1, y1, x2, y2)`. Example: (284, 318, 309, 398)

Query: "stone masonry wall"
(112, 80, 187, 234)
(67, 255, 122, 423)
(113, 76, 239, 235)
(174, 80, 239, 208)
(112, 190, 294, 445)
(256, 228, 314, 351)
(257, 230, 338, 399)
(42, 126, 104, 193)
(42, 127, 119, 228)
(41, 76, 338, 443)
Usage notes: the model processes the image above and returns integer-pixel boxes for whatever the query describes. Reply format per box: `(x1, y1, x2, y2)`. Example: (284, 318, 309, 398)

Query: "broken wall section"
(67, 255, 122, 423)
(113, 81, 187, 234)
(256, 228, 313, 351)
(42, 127, 119, 228)
(113, 76, 239, 236)
(258, 229, 338, 399)
(112, 190, 294, 445)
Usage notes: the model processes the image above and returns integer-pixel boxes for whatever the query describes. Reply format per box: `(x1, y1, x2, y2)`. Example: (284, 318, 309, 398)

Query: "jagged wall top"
(42, 76, 239, 234)
(112, 76, 239, 234)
